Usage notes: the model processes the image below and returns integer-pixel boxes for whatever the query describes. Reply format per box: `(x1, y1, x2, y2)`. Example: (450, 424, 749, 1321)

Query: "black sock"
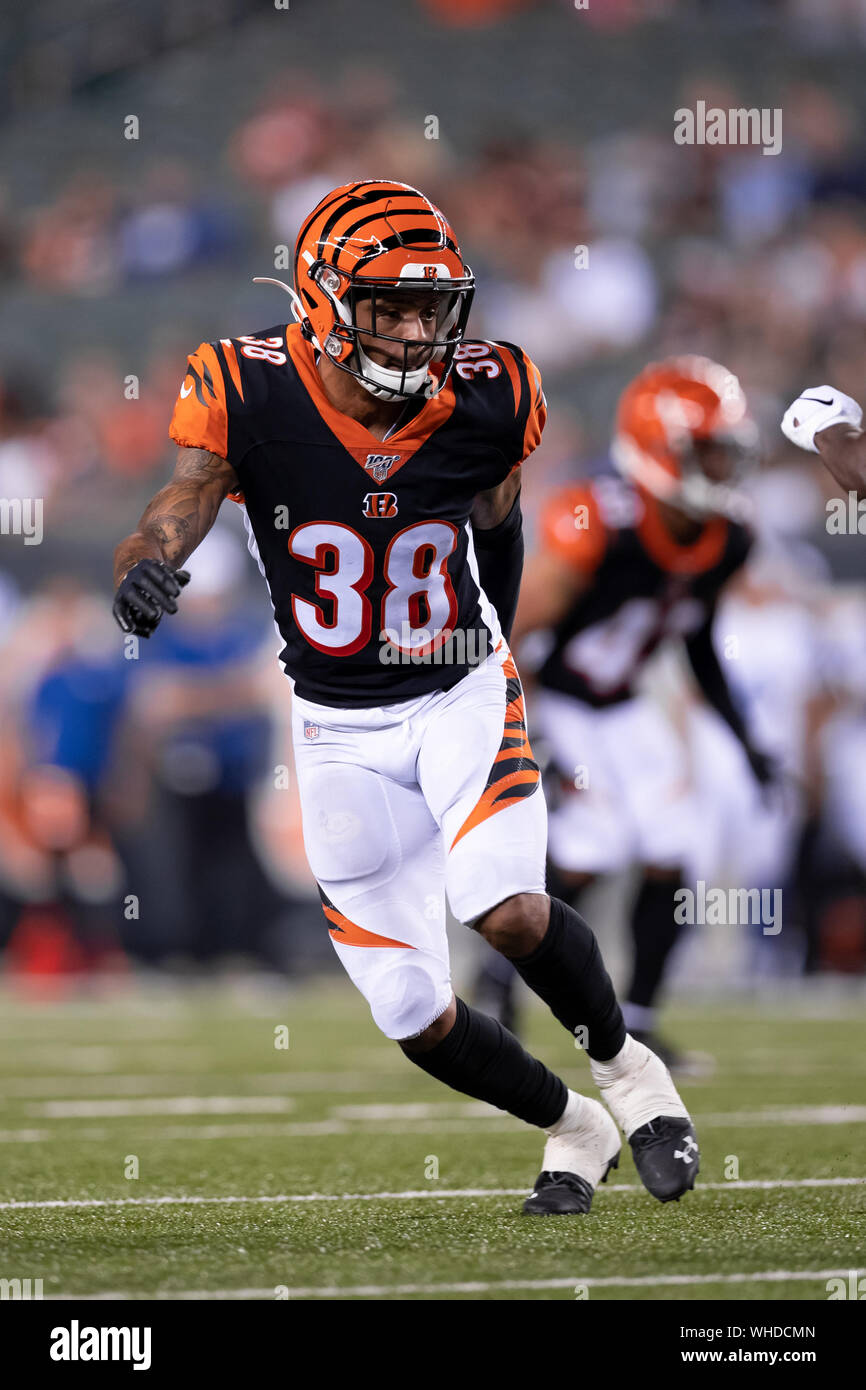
(401, 996, 567, 1129)
(509, 896, 626, 1061)
(626, 878, 683, 1010)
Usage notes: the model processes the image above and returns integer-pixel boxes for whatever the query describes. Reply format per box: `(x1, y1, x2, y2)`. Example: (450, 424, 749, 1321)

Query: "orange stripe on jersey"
(168, 341, 228, 459)
(637, 494, 728, 574)
(494, 342, 547, 468)
(219, 339, 245, 402)
(450, 655, 540, 850)
(285, 323, 456, 480)
(521, 357, 546, 463)
(539, 484, 608, 577)
(494, 341, 523, 417)
(319, 886, 414, 950)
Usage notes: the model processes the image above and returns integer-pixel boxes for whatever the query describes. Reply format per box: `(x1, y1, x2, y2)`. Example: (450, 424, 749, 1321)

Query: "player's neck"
(316, 357, 411, 441)
(656, 498, 705, 544)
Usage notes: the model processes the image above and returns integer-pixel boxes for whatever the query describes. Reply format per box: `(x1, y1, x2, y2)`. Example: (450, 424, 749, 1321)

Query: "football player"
(113, 180, 698, 1214)
(782, 386, 866, 497)
(494, 357, 774, 1063)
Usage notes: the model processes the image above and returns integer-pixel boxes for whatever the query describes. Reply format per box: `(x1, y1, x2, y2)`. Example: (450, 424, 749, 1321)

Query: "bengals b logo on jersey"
(362, 492, 398, 519)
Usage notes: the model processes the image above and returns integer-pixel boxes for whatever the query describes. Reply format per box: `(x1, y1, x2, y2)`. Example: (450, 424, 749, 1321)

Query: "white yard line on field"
(2, 1101, 866, 1145)
(2, 1176, 865, 1211)
(700, 1106, 866, 1126)
(45, 1268, 860, 1300)
(0, 1072, 408, 1096)
(331, 1102, 866, 1126)
(27, 1097, 296, 1118)
(0, 1046, 215, 1072)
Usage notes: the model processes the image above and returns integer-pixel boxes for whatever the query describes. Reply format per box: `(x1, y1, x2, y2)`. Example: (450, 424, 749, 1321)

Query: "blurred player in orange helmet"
(489, 357, 774, 1067)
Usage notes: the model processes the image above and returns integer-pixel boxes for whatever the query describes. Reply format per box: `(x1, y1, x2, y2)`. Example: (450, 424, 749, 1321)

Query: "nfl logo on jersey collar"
(303, 721, 320, 740)
(365, 453, 401, 483)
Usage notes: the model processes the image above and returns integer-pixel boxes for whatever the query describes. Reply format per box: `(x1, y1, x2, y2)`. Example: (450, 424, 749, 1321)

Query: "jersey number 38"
(289, 520, 459, 659)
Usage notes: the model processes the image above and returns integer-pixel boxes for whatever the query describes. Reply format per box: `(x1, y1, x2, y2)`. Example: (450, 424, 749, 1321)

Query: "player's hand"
(781, 386, 862, 454)
(113, 559, 190, 637)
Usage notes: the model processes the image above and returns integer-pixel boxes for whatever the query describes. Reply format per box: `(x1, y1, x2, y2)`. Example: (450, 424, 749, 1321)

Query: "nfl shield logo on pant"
(303, 721, 320, 740)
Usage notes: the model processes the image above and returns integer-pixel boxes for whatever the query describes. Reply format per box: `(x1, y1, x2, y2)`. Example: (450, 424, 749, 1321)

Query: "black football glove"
(113, 558, 190, 637)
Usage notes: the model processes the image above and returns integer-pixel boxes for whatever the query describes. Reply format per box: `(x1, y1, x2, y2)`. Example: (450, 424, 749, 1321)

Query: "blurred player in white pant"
(685, 548, 831, 973)
(479, 358, 775, 1066)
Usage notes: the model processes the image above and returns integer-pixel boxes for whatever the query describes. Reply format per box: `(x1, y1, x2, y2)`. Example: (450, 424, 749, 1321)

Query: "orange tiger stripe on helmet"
(611, 355, 758, 519)
(292, 179, 474, 384)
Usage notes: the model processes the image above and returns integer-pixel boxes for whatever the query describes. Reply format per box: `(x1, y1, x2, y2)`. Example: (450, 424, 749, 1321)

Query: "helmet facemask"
(311, 262, 474, 401)
(673, 429, 759, 521)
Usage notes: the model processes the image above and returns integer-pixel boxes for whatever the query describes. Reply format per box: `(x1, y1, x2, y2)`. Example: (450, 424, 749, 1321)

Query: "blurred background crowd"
(0, 0, 864, 996)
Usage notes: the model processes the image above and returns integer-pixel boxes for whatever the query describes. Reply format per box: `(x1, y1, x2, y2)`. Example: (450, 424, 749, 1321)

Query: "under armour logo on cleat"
(674, 1135, 698, 1164)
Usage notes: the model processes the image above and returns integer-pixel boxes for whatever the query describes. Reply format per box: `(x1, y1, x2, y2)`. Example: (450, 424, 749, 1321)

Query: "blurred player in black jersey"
(480, 358, 775, 1067)
(113, 180, 701, 1213)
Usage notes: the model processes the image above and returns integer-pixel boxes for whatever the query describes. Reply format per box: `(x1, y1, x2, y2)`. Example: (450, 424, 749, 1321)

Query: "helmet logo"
(423, 265, 439, 280)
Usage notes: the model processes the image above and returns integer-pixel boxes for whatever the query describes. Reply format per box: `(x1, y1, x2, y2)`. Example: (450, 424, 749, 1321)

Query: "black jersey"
(168, 324, 545, 706)
(535, 476, 753, 707)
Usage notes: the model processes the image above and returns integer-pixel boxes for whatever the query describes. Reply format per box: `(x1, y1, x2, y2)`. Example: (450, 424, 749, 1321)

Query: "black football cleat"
(523, 1151, 619, 1216)
(524, 1170, 595, 1215)
(628, 1116, 699, 1203)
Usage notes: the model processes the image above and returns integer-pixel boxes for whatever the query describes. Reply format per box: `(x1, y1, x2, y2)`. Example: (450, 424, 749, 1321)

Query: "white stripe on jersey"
(240, 502, 289, 672)
(464, 520, 503, 653)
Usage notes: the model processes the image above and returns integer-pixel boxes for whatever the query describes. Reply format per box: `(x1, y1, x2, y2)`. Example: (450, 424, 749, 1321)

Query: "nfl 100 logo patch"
(365, 452, 401, 483)
(303, 720, 320, 740)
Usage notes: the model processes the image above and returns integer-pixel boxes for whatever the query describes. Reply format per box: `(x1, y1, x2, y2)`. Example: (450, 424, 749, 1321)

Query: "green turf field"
(0, 979, 864, 1301)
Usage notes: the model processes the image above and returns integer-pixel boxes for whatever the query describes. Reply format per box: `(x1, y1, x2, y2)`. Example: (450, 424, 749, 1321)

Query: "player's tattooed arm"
(814, 424, 866, 500)
(113, 448, 240, 586)
(510, 549, 589, 646)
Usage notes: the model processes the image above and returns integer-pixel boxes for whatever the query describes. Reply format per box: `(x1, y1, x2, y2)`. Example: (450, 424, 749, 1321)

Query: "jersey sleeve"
(493, 340, 548, 468)
(168, 341, 244, 501)
(538, 484, 608, 576)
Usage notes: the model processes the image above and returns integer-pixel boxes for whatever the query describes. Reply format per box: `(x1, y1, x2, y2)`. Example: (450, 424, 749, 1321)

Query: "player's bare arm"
(112, 447, 239, 636)
(470, 468, 521, 530)
(813, 423, 866, 498)
(510, 549, 589, 647)
(781, 386, 866, 498)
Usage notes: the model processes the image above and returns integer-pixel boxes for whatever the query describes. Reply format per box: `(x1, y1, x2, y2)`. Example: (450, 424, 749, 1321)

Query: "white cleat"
(590, 1034, 699, 1203)
(523, 1090, 621, 1215)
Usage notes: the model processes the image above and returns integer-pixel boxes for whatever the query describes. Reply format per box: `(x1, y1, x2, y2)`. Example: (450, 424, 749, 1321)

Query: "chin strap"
(355, 344, 433, 401)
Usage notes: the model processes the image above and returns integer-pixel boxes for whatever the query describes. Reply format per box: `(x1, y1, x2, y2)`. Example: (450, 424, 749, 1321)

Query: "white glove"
(781, 386, 862, 453)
